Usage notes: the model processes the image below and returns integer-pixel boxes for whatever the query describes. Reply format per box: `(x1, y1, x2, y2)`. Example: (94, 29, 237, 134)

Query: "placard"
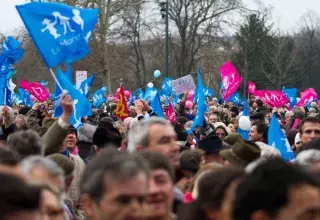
(75, 71, 87, 89)
(171, 75, 196, 95)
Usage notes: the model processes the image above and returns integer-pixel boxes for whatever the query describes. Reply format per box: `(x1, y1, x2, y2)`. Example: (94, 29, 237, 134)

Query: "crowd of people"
(1, 91, 320, 220)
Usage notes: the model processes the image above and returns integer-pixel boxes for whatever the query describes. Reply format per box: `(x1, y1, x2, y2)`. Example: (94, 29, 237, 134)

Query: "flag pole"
(49, 68, 63, 91)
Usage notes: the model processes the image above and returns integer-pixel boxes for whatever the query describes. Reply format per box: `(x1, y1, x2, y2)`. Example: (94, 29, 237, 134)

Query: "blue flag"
(227, 92, 242, 106)
(268, 114, 295, 161)
(18, 88, 33, 106)
(161, 77, 173, 96)
(93, 86, 108, 108)
(203, 87, 215, 97)
(151, 91, 164, 117)
(144, 87, 157, 101)
(283, 87, 298, 108)
(40, 80, 48, 87)
(79, 74, 95, 97)
(191, 68, 206, 131)
(238, 99, 249, 140)
(16, 2, 99, 68)
(2, 36, 24, 64)
(55, 67, 92, 128)
(137, 88, 144, 100)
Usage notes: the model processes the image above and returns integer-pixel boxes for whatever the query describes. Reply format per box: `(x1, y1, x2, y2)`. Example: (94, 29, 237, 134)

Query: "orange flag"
(116, 86, 129, 121)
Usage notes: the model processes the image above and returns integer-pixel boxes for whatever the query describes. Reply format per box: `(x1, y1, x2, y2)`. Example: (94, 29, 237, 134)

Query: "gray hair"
(296, 149, 320, 166)
(77, 123, 97, 143)
(7, 130, 44, 159)
(0, 106, 15, 125)
(21, 156, 64, 178)
(127, 117, 171, 152)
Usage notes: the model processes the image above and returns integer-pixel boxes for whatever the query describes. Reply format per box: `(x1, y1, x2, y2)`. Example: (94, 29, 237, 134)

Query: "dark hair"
(81, 149, 149, 202)
(177, 168, 244, 220)
(0, 147, 19, 166)
(253, 123, 268, 143)
(299, 117, 320, 134)
(296, 138, 320, 154)
(0, 173, 41, 219)
(92, 126, 122, 148)
(233, 159, 320, 220)
(139, 151, 175, 182)
(215, 125, 228, 135)
(172, 122, 188, 142)
(256, 99, 264, 107)
(286, 130, 298, 147)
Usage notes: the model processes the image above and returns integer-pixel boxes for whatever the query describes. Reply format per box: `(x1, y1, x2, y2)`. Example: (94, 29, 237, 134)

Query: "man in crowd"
(299, 117, 320, 147)
(80, 149, 149, 220)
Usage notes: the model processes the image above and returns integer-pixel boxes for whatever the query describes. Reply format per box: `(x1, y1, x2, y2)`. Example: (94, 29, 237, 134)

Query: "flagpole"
(49, 68, 63, 91)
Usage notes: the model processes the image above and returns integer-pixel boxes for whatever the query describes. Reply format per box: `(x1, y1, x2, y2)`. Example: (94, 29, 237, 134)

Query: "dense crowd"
(1, 91, 320, 220)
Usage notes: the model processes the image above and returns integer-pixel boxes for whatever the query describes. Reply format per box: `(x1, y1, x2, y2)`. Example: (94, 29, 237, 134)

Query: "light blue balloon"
(154, 70, 161, 78)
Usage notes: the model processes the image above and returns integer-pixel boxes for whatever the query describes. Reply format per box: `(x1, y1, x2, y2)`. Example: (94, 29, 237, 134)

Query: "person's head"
(172, 122, 188, 149)
(0, 147, 21, 176)
(285, 111, 294, 122)
(0, 173, 42, 220)
(46, 153, 75, 193)
(198, 135, 225, 164)
(128, 117, 180, 168)
(228, 123, 236, 133)
(40, 184, 64, 220)
(179, 168, 244, 220)
(62, 126, 77, 151)
(15, 114, 27, 130)
(234, 159, 320, 220)
(139, 151, 175, 219)
(296, 149, 320, 168)
(81, 149, 149, 220)
(249, 123, 268, 143)
(77, 123, 97, 144)
(208, 114, 218, 124)
(7, 130, 43, 160)
(21, 156, 65, 193)
(299, 117, 320, 144)
(92, 126, 122, 151)
(230, 106, 239, 118)
(215, 126, 228, 141)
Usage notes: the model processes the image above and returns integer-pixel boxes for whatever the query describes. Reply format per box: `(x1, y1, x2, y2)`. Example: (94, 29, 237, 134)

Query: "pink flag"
(248, 81, 256, 94)
(254, 90, 289, 107)
(20, 79, 50, 102)
(165, 102, 176, 123)
(220, 61, 243, 100)
(296, 88, 317, 107)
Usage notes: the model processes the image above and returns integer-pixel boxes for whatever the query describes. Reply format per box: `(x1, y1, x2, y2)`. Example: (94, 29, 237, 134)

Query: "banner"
(248, 81, 256, 94)
(296, 88, 317, 107)
(76, 71, 87, 89)
(171, 75, 196, 95)
(254, 90, 289, 107)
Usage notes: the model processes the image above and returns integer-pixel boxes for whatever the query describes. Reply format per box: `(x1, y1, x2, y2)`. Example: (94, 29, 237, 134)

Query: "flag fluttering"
(116, 86, 129, 121)
(254, 90, 289, 107)
(20, 79, 50, 102)
(220, 61, 243, 100)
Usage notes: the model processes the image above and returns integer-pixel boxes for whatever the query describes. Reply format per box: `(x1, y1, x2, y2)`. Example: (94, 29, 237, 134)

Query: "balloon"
(147, 82, 154, 88)
(124, 90, 130, 96)
(154, 70, 161, 78)
(185, 100, 193, 109)
(116, 88, 121, 93)
(187, 92, 194, 101)
(239, 116, 251, 131)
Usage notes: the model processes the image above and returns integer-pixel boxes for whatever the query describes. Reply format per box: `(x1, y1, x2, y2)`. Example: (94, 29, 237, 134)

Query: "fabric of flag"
(238, 99, 249, 140)
(19, 88, 33, 106)
(2, 36, 24, 64)
(268, 114, 295, 161)
(40, 80, 48, 87)
(296, 88, 317, 107)
(115, 86, 129, 121)
(248, 81, 256, 94)
(55, 67, 91, 128)
(137, 88, 144, 100)
(144, 86, 157, 101)
(12, 93, 21, 105)
(93, 86, 107, 108)
(203, 87, 215, 96)
(220, 61, 243, 100)
(227, 92, 242, 106)
(79, 74, 95, 97)
(150, 91, 164, 118)
(283, 87, 298, 108)
(254, 90, 289, 107)
(162, 77, 173, 96)
(191, 68, 206, 131)
(16, 2, 99, 68)
(220, 81, 225, 91)
(20, 79, 50, 102)
(165, 101, 176, 122)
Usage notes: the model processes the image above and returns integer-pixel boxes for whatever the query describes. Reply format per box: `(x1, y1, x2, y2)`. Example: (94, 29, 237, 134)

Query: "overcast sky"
(1, 0, 320, 34)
